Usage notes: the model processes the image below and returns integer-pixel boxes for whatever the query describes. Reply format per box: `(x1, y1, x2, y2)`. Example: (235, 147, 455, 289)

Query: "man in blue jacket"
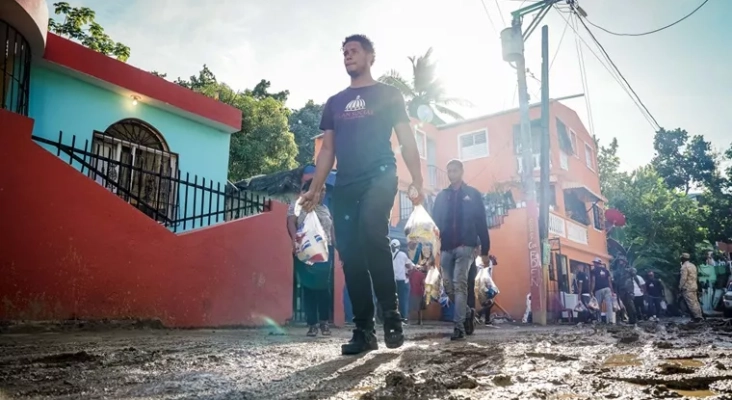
(432, 159, 490, 340)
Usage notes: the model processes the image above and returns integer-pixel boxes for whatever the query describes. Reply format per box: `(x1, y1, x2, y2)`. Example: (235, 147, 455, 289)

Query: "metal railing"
(1, 20, 32, 116)
(426, 165, 449, 190)
(33, 131, 271, 232)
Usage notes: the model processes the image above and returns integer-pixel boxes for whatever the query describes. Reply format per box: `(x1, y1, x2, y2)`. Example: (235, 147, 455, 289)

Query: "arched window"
(89, 119, 178, 224)
(1, 20, 32, 116)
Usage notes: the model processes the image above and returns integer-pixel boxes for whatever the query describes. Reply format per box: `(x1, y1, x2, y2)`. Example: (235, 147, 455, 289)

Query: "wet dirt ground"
(2, 319, 732, 399)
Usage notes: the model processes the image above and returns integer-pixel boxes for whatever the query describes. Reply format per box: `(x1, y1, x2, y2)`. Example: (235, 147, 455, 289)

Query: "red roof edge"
(42, 33, 242, 132)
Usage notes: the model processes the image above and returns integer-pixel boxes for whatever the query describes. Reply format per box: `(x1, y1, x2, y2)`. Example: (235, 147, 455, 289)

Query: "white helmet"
(390, 239, 400, 249)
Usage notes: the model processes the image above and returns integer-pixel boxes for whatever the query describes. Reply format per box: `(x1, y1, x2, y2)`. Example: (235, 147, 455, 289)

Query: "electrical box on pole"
(501, 28, 523, 63)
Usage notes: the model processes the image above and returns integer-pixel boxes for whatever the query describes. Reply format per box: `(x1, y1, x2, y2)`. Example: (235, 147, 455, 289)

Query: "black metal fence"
(33, 131, 271, 232)
(1, 20, 32, 116)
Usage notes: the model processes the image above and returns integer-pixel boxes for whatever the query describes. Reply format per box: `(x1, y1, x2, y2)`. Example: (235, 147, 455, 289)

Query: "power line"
(480, 0, 499, 35)
(571, 13, 595, 136)
(573, 12, 661, 131)
(548, 15, 569, 70)
(553, 7, 659, 132)
(494, 0, 507, 27)
(584, 0, 710, 37)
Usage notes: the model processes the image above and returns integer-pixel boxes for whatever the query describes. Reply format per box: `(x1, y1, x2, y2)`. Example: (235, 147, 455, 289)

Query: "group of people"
(574, 253, 703, 324)
(295, 33, 494, 355)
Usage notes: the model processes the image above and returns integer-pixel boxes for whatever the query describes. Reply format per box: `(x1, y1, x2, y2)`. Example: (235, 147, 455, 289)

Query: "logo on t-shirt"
(345, 95, 366, 112)
(339, 95, 374, 120)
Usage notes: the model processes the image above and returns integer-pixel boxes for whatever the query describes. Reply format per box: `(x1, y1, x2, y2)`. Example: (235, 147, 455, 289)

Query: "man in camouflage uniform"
(679, 253, 703, 322)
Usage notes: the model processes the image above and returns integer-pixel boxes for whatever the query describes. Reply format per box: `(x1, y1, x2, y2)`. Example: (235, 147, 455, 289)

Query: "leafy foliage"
(289, 100, 324, 166)
(175, 66, 297, 181)
(48, 2, 131, 62)
(651, 128, 716, 194)
(379, 48, 472, 125)
(599, 134, 714, 289)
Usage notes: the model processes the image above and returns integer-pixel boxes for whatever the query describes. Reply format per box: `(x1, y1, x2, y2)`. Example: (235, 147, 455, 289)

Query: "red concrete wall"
(0, 110, 295, 328)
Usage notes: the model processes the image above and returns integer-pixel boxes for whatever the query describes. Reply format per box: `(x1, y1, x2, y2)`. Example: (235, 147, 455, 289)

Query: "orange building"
(314, 101, 609, 321)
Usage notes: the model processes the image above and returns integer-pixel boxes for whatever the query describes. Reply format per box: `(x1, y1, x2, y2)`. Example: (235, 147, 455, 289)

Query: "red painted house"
(0, 0, 304, 327)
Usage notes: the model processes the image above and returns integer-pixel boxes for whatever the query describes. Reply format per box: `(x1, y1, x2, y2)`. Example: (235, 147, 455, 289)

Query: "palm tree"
(379, 48, 473, 125)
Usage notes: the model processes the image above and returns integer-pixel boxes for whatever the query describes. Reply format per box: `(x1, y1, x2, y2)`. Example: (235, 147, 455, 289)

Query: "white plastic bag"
(293, 199, 329, 265)
(475, 266, 500, 306)
(404, 205, 440, 265)
(424, 266, 441, 305)
(587, 297, 600, 311)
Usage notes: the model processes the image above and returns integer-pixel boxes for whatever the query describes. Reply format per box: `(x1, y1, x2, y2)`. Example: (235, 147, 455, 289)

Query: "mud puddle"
(1, 320, 732, 399)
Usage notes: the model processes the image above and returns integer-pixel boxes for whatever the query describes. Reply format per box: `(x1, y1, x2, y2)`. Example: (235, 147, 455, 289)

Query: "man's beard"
(347, 68, 361, 78)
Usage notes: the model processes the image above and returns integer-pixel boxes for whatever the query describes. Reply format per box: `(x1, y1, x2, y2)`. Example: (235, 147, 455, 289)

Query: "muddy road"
(2, 320, 732, 399)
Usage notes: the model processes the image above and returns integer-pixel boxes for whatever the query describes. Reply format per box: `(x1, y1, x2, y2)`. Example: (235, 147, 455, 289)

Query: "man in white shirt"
(391, 239, 414, 323)
(632, 271, 646, 321)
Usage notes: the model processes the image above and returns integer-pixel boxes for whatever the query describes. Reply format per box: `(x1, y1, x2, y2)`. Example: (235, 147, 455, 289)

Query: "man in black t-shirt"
(645, 271, 665, 320)
(300, 35, 424, 356)
(574, 265, 595, 321)
(589, 258, 615, 324)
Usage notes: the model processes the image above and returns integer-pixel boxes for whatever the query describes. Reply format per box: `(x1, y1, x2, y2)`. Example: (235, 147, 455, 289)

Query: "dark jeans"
(633, 296, 645, 320)
(467, 262, 477, 309)
(304, 287, 331, 326)
(620, 291, 637, 324)
(648, 296, 663, 317)
(332, 172, 399, 330)
(396, 280, 410, 319)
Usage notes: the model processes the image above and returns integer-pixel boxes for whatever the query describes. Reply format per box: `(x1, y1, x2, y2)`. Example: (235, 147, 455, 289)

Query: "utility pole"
(501, 0, 561, 326)
(539, 25, 551, 323)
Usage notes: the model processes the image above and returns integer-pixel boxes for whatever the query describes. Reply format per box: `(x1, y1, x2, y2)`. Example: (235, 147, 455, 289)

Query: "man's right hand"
(299, 189, 320, 213)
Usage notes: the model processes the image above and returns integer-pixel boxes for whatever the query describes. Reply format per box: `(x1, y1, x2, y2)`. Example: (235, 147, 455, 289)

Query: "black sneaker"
(341, 329, 378, 355)
(465, 308, 475, 336)
(450, 328, 466, 341)
(319, 322, 331, 336)
(383, 311, 405, 349)
(306, 325, 318, 337)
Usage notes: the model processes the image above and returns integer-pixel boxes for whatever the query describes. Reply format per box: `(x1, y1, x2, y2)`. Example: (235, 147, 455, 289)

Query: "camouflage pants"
(681, 290, 703, 319)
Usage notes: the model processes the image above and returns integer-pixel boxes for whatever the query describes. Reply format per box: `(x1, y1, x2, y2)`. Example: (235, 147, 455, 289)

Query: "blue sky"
(71, 0, 729, 172)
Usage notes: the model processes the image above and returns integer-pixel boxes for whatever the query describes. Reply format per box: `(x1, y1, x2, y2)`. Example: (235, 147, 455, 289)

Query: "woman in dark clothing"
(287, 179, 335, 337)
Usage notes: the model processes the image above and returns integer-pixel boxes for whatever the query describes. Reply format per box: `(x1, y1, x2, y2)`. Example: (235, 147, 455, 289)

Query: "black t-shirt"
(575, 271, 591, 294)
(320, 83, 410, 186)
(646, 278, 663, 297)
(591, 266, 611, 291)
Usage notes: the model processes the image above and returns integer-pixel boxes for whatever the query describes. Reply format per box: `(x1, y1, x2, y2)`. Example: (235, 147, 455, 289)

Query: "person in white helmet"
(390, 239, 414, 323)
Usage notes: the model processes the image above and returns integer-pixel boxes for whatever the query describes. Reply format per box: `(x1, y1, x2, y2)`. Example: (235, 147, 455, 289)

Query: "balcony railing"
(549, 212, 589, 245)
(517, 154, 552, 174)
(566, 219, 589, 245)
(1, 20, 32, 116)
(427, 164, 449, 190)
(548, 213, 566, 237)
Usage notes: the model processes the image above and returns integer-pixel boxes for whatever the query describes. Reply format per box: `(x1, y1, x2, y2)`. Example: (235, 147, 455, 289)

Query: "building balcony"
(517, 153, 552, 174)
(549, 212, 589, 245)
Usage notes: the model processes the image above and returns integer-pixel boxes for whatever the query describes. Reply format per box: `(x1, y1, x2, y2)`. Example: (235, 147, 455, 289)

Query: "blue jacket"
(432, 183, 490, 256)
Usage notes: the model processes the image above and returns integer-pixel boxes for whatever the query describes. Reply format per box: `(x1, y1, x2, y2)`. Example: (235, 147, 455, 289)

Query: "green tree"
(176, 66, 297, 180)
(594, 136, 624, 198)
(608, 165, 707, 284)
(379, 48, 472, 125)
(651, 128, 716, 194)
(289, 100, 323, 166)
(48, 2, 131, 62)
(246, 79, 290, 103)
(697, 144, 732, 243)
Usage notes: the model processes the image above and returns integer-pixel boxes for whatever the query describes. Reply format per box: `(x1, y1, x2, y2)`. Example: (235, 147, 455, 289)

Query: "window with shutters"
(458, 130, 488, 161)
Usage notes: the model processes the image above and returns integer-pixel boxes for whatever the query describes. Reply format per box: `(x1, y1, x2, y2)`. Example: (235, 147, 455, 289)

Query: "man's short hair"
(446, 159, 463, 169)
(342, 34, 375, 54)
